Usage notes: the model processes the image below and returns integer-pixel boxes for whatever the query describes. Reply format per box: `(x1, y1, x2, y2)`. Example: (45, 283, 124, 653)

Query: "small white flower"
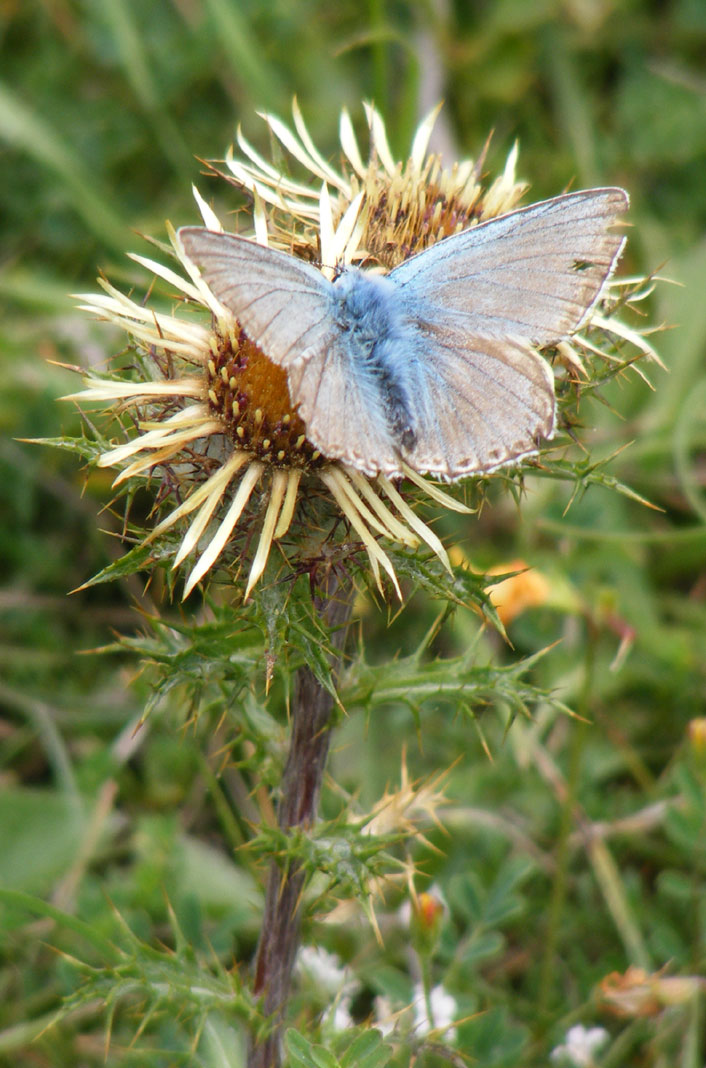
(299, 946, 361, 1035)
(373, 995, 396, 1038)
(297, 946, 348, 992)
(412, 983, 457, 1043)
(551, 1024, 609, 1066)
(324, 995, 355, 1034)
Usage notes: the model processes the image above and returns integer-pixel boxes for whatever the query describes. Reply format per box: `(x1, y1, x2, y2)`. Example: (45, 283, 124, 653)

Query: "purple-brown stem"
(247, 568, 354, 1068)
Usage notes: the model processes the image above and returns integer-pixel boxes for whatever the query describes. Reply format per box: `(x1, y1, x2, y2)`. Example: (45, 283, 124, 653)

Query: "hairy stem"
(248, 567, 354, 1068)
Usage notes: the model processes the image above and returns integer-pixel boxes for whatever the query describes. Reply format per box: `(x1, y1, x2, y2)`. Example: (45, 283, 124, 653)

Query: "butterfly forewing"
(180, 227, 401, 475)
(392, 188, 628, 345)
(178, 229, 337, 365)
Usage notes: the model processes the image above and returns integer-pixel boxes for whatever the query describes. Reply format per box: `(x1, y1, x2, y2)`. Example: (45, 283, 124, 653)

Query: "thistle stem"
(248, 568, 354, 1068)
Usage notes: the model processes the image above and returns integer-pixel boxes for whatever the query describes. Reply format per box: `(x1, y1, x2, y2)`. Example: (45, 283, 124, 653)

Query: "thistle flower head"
(223, 101, 527, 272)
(67, 103, 655, 602)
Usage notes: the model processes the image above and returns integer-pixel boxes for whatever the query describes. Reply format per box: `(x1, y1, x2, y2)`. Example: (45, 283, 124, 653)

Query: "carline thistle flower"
(68, 102, 656, 601)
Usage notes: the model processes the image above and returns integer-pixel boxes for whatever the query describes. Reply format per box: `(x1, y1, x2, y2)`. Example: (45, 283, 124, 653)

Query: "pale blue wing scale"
(178, 228, 337, 366)
(390, 189, 628, 344)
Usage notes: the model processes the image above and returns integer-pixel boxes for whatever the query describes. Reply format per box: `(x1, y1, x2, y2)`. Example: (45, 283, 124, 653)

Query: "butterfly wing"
(178, 228, 337, 366)
(391, 188, 628, 344)
(398, 324, 555, 479)
(286, 347, 400, 476)
(383, 188, 627, 477)
(178, 228, 400, 473)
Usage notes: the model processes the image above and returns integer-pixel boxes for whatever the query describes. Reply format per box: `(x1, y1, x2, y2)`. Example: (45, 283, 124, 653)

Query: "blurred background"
(1, 2, 706, 1065)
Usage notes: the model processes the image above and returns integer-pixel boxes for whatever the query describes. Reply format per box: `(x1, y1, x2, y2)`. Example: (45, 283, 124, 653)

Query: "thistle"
(61, 102, 658, 1068)
(68, 103, 655, 604)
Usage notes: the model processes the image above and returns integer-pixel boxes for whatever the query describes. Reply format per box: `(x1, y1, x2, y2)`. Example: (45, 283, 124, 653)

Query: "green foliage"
(285, 1028, 393, 1068)
(0, 887, 253, 1061)
(3, 2, 706, 1067)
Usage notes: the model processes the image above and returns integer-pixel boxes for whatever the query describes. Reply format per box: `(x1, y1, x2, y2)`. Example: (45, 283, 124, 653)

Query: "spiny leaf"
(533, 454, 661, 511)
(0, 889, 121, 963)
(342, 643, 565, 721)
(25, 435, 108, 462)
(388, 548, 510, 638)
(73, 541, 156, 589)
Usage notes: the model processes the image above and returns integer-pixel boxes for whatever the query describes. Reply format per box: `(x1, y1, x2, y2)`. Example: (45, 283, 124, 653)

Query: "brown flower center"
(205, 328, 324, 470)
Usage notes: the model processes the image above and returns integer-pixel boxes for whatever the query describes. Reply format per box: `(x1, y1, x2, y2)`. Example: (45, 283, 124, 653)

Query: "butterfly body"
(331, 269, 421, 453)
(179, 187, 628, 481)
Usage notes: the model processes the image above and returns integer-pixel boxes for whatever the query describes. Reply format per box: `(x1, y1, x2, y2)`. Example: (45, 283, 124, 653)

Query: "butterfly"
(179, 187, 628, 481)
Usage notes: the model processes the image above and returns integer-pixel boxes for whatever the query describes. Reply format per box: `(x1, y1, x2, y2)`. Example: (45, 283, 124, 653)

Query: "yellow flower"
(688, 717, 706, 755)
(486, 560, 553, 625)
(222, 100, 528, 270)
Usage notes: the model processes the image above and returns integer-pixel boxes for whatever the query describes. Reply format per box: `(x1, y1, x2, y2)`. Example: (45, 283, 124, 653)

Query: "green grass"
(2, 2, 706, 1066)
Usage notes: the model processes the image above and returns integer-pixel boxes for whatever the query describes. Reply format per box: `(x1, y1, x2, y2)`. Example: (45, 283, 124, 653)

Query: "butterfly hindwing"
(399, 324, 555, 478)
(287, 345, 400, 476)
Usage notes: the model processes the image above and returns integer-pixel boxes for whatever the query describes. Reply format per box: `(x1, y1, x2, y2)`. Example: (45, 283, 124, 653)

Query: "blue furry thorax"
(332, 268, 404, 348)
(331, 268, 420, 448)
